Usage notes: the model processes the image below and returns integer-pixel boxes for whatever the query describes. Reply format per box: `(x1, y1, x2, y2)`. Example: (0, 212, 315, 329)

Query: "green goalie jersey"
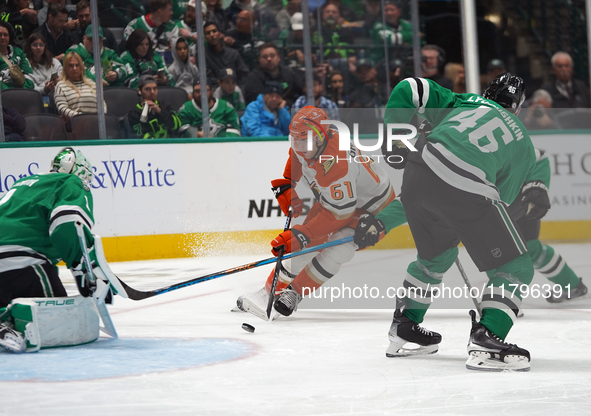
(385, 77, 536, 205)
(0, 173, 94, 270)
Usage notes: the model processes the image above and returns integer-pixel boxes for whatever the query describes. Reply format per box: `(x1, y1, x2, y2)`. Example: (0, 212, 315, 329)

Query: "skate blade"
(466, 351, 530, 372)
(236, 297, 270, 322)
(385, 337, 439, 357)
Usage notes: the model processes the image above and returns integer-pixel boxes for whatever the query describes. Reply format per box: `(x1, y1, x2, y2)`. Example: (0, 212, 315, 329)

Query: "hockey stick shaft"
(454, 257, 482, 317)
(118, 236, 355, 301)
(266, 209, 293, 318)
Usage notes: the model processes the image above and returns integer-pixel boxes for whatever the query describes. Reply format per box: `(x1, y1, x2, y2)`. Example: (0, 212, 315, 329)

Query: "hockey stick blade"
(118, 236, 355, 301)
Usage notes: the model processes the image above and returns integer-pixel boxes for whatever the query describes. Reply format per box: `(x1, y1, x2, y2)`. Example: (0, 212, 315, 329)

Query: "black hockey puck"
(241, 323, 255, 333)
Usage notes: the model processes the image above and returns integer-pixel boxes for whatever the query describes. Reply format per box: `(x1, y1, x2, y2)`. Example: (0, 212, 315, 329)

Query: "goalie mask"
(289, 106, 329, 159)
(50, 147, 93, 191)
(483, 72, 526, 114)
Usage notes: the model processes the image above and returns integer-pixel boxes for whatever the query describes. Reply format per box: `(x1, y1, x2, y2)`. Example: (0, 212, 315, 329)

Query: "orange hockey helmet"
(289, 106, 329, 155)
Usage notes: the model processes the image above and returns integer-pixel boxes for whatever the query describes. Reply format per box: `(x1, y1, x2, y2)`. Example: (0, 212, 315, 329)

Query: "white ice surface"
(2, 244, 591, 416)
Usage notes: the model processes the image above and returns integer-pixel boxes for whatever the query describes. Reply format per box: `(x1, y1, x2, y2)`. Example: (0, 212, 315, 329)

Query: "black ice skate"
(273, 287, 302, 317)
(386, 304, 441, 357)
(546, 278, 588, 303)
(0, 322, 26, 353)
(466, 310, 530, 372)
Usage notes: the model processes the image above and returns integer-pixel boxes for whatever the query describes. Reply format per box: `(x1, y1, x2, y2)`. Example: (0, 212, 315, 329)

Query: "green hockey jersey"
(65, 43, 129, 87)
(178, 98, 241, 137)
(385, 77, 536, 205)
(0, 173, 94, 271)
(119, 50, 174, 89)
(123, 16, 179, 53)
(0, 45, 34, 90)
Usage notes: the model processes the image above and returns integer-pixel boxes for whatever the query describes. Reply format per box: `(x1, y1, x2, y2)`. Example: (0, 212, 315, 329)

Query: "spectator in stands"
(0, 21, 34, 90)
(120, 28, 174, 89)
(214, 67, 245, 110)
(285, 12, 305, 72)
(168, 37, 199, 99)
(0, 0, 38, 43)
(420, 44, 453, 90)
(36, 0, 76, 28)
(243, 42, 303, 105)
(480, 58, 506, 91)
(224, 9, 258, 70)
(327, 69, 348, 108)
(370, 0, 412, 60)
(293, 73, 339, 120)
(377, 57, 404, 94)
(522, 89, 558, 131)
(205, 0, 229, 34)
(175, 0, 198, 52)
(226, 0, 278, 38)
(71, 1, 116, 51)
(128, 74, 182, 139)
(444, 62, 465, 93)
(66, 25, 128, 87)
(33, 4, 75, 62)
(540, 51, 591, 108)
(179, 80, 241, 137)
(3, 106, 26, 141)
(24, 32, 61, 98)
(241, 81, 290, 137)
(313, 2, 354, 61)
(204, 21, 249, 83)
(124, 0, 179, 55)
(54, 51, 107, 121)
(347, 58, 382, 108)
(276, 0, 301, 36)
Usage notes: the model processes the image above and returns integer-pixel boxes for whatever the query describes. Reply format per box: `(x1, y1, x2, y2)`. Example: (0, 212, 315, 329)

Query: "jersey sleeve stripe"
(49, 210, 93, 236)
(50, 206, 93, 230)
(422, 143, 501, 200)
(408, 77, 429, 113)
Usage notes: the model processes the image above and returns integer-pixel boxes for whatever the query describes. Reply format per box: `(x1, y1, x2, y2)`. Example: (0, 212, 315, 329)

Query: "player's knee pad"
(526, 239, 546, 267)
(9, 296, 100, 352)
(315, 229, 357, 272)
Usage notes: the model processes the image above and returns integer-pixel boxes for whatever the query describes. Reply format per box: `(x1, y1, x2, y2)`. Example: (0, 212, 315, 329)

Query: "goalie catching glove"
(271, 228, 310, 256)
(521, 181, 550, 220)
(271, 178, 303, 218)
(354, 213, 386, 249)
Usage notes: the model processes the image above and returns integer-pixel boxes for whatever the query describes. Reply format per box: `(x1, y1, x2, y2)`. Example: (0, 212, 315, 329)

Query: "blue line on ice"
(0, 338, 254, 382)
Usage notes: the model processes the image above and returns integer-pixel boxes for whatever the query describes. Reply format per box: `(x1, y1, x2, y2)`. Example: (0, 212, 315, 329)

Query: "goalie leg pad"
(11, 296, 100, 351)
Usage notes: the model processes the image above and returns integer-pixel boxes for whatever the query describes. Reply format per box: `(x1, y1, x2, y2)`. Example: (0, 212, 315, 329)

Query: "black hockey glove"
(521, 181, 551, 220)
(354, 213, 386, 249)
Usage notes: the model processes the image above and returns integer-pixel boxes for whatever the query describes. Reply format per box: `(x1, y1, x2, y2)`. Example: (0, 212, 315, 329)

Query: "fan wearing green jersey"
(371, 73, 536, 371)
(0, 147, 125, 353)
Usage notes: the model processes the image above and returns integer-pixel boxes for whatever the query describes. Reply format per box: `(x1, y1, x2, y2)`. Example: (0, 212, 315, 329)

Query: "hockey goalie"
(0, 147, 126, 353)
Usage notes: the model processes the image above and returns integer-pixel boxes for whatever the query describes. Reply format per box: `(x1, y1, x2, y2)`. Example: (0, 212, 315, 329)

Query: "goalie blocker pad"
(9, 296, 100, 352)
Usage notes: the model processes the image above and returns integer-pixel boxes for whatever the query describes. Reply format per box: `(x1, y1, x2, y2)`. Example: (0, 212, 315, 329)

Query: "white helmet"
(50, 147, 93, 191)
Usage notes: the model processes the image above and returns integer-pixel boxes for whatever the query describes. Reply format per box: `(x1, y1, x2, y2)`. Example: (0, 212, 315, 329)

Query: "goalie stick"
(266, 208, 293, 319)
(118, 236, 355, 301)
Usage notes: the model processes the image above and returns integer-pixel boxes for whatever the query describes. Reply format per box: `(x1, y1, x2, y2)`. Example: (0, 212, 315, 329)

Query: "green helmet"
(50, 147, 93, 190)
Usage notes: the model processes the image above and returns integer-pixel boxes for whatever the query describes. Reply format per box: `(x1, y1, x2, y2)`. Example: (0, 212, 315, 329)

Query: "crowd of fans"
(0, 0, 590, 140)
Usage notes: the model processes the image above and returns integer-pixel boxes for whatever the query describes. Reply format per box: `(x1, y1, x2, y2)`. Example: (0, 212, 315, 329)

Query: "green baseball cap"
(84, 24, 104, 39)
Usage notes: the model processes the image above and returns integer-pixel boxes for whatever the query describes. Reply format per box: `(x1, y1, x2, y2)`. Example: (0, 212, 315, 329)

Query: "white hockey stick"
(75, 221, 118, 338)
